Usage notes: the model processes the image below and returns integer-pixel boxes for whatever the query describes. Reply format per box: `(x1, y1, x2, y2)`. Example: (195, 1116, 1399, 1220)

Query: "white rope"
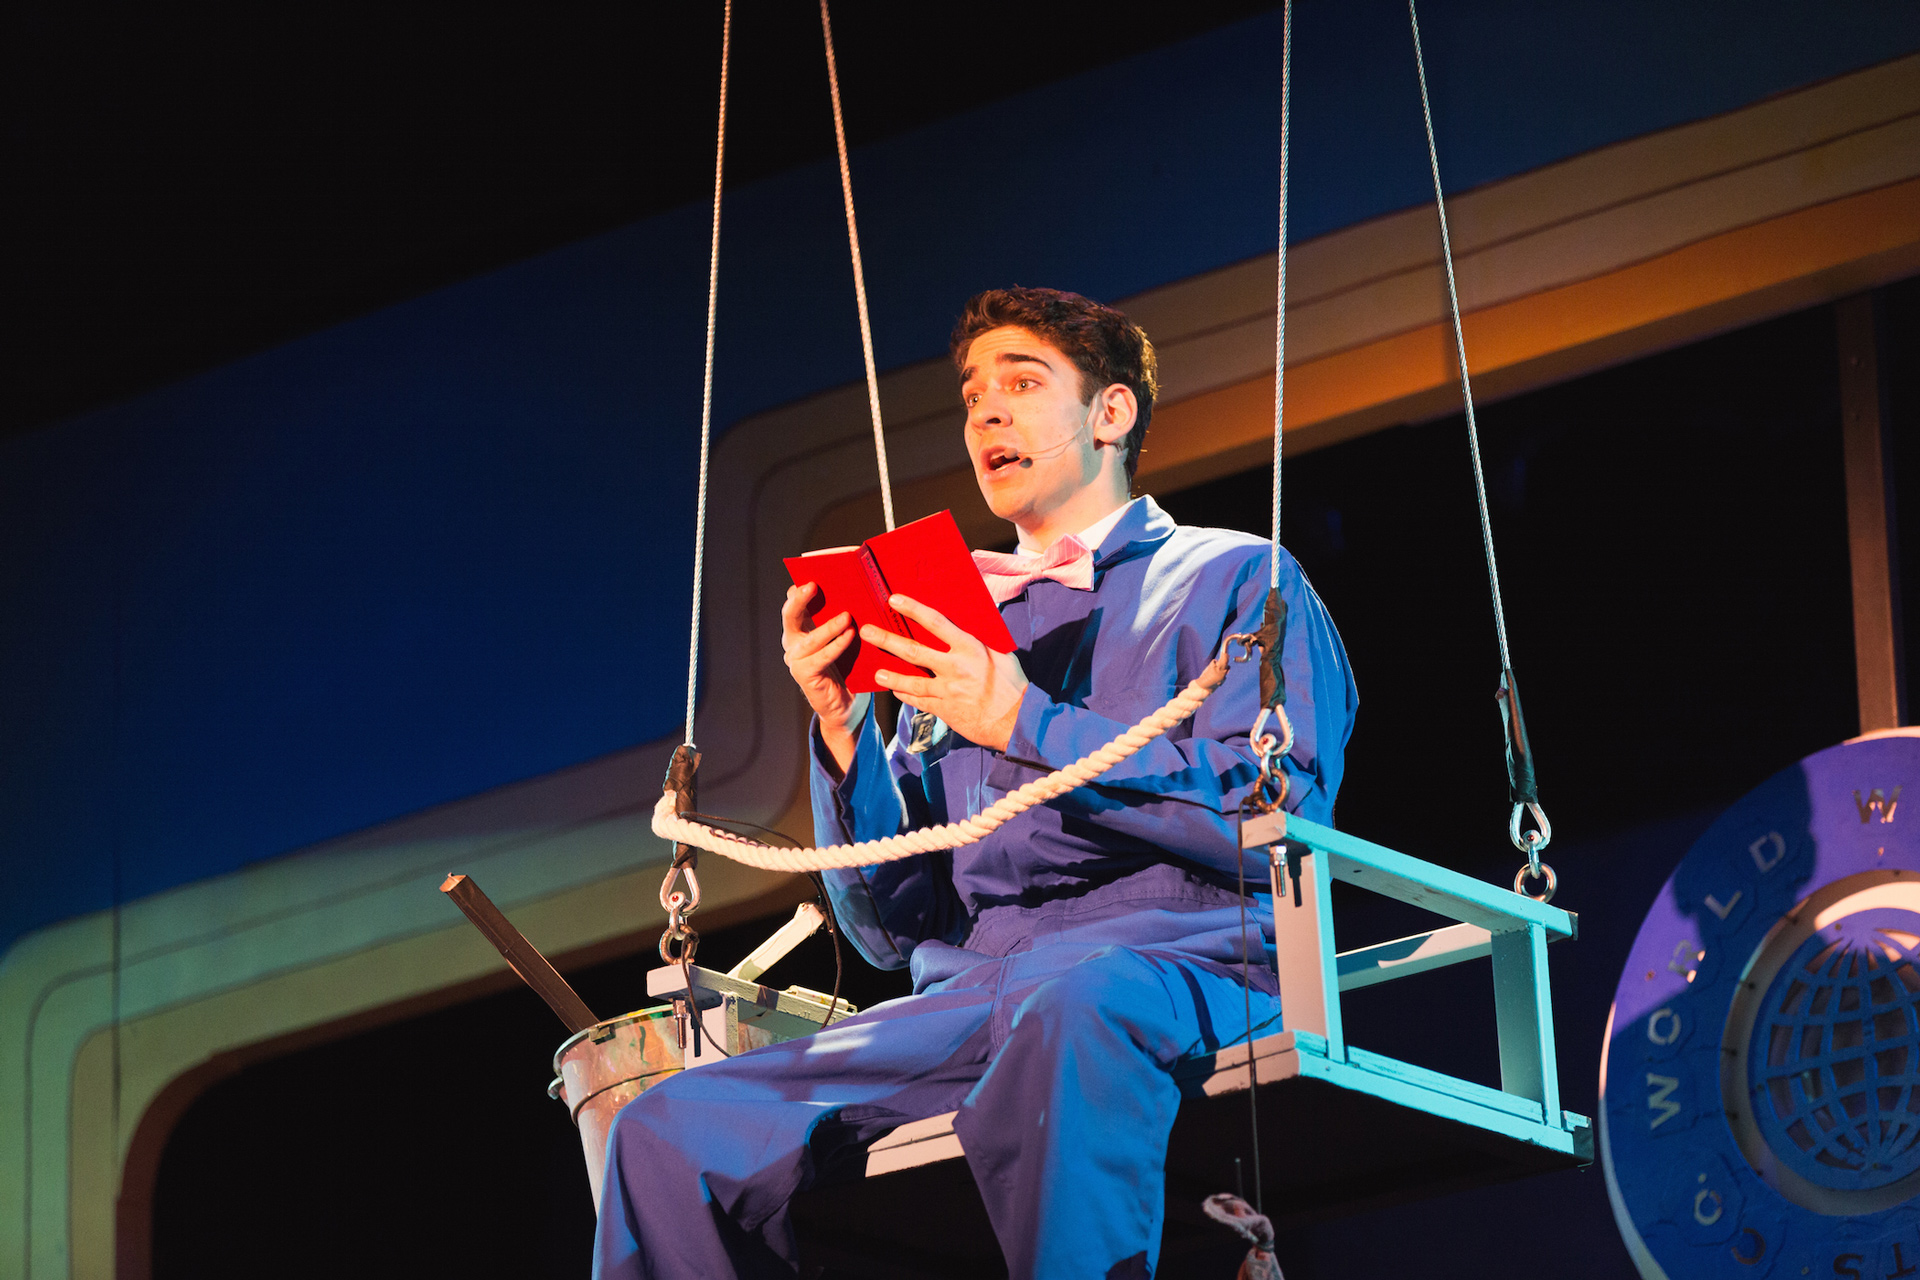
(683, 0, 732, 745)
(655, 653, 1238, 872)
(1271, 0, 1292, 589)
(819, 0, 895, 531)
(1408, 0, 1511, 672)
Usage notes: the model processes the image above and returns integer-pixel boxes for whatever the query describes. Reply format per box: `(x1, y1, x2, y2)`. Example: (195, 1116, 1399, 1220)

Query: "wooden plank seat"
(787, 816, 1592, 1279)
(792, 1033, 1592, 1278)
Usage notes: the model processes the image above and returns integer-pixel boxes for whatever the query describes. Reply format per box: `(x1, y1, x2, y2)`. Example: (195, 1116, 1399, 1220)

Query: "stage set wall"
(3, 5, 1919, 1275)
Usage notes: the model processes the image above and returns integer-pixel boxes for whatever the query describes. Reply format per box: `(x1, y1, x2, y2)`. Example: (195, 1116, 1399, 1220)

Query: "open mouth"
(982, 445, 1023, 472)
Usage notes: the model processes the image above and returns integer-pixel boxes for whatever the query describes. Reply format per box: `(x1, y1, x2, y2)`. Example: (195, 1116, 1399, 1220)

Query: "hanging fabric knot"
(1201, 1193, 1285, 1280)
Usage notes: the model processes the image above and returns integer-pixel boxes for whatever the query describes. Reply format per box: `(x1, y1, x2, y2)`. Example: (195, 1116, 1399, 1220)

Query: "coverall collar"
(1091, 495, 1178, 570)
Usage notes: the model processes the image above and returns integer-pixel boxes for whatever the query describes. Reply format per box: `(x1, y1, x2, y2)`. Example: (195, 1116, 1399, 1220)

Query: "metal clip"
(1247, 705, 1294, 813)
(658, 848, 703, 963)
(660, 854, 702, 918)
(1508, 800, 1551, 859)
(1509, 802, 1554, 900)
(659, 920, 699, 966)
(1513, 861, 1557, 903)
(1225, 631, 1264, 666)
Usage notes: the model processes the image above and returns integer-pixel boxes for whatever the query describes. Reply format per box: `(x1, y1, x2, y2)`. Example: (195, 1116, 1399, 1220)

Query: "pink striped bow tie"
(972, 534, 1096, 605)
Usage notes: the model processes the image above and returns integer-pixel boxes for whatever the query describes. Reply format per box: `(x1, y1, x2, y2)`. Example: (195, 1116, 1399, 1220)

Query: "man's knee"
(1008, 949, 1168, 1046)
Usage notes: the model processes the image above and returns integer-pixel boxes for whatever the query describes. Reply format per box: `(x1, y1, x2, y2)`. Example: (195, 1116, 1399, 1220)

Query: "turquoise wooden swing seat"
(790, 815, 1590, 1277)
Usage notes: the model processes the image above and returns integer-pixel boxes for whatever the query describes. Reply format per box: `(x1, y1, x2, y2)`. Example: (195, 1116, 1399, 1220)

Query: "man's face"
(959, 326, 1117, 528)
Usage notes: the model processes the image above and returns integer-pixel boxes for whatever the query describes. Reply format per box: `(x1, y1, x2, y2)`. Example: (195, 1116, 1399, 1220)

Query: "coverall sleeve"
(992, 551, 1355, 880)
(807, 700, 964, 969)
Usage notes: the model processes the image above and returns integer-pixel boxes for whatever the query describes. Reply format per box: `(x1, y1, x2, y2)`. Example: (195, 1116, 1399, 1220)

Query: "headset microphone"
(1010, 420, 1093, 469)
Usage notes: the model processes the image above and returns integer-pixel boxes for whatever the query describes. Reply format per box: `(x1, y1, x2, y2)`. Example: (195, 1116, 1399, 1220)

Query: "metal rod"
(440, 874, 599, 1033)
(1838, 292, 1904, 733)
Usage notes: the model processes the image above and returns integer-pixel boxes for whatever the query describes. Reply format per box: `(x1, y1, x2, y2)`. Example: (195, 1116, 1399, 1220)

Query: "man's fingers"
(787, 626, 854, 691)
(887, 594, 971, 649)
(860, 623, 941, 668)
(780, 582, 820, 633)
(875, 669, 934, 698)
(790, 626, 855, 676)
(788, 611, 851, 660)
(810, 625, 856, 662)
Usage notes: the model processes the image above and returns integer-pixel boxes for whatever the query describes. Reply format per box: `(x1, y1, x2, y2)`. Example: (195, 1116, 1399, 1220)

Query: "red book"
(784, 510, 1017, 694)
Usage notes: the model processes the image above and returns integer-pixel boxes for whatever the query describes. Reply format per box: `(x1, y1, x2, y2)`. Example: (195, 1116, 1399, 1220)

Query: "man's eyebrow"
(960, 351, 1056, 387)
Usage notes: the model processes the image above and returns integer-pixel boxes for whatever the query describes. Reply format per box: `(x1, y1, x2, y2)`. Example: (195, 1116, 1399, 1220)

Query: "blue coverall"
(595, 497, 1358, 1278)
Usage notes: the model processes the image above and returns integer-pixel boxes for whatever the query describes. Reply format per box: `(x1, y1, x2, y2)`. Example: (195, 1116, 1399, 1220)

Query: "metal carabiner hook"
(1226, 632, 1263, 666)
(1245, 707, 1291, 813)
(1509, 802, 1554, 901)
(1512, 861, 1557, 903)
(1250, 702, 1296, 765)
(659, 855, 702, 916)
(1508, 801, 1551, 860)
(659, 920, 700, 965)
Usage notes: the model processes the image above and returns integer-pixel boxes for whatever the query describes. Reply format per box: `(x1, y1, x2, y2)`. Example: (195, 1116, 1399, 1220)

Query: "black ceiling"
(5, 1, 1280, 437)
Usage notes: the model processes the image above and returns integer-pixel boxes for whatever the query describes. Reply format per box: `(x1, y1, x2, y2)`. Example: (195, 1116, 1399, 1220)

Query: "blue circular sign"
(1604, 731, 1920, 1279)
(1748, 905, 1920, 1194)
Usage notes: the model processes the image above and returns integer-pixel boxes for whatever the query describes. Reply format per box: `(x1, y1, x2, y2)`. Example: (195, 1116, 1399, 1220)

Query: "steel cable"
(1270, 0, 1292, 589)
(1407, 0, 1511, 672)
(683, 0, 732, 746)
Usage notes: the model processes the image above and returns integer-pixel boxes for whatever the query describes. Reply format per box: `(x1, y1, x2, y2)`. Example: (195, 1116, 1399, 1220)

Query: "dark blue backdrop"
(4, 0, 1916, 957)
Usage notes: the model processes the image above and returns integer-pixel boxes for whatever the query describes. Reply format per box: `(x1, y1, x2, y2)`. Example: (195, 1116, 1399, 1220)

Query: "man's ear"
(1091, 384, 1137, 446)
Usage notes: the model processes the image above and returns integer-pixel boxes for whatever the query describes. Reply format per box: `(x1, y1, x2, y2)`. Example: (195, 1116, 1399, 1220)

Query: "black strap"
(664, 742, 703, 868)
(1255, 588, 1288, 710)
(1495, 668, 1539, 807)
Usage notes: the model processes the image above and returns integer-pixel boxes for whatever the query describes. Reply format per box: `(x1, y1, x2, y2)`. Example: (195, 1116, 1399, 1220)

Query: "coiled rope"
(653, 641, 1253, 872)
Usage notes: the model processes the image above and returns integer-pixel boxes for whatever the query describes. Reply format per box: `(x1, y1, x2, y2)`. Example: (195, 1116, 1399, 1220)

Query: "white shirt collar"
(1014, 500, 1133, 558)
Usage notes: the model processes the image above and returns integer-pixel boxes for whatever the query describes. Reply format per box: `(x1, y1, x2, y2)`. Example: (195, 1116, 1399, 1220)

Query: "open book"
(783, 511, 1016, 694)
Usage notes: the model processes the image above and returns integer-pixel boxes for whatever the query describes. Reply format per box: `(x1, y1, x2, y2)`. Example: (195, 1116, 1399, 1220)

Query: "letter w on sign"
(1854, 787, 1902, 824)
(1646, 1074, 1681, 1130)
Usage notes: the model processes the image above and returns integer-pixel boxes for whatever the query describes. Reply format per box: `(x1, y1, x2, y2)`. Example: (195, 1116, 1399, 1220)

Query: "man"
(596, 287, 1356, 1279)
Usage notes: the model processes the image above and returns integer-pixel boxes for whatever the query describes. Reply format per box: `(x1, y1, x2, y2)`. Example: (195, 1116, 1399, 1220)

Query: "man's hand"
(865, 594, 1028, 752)
(782, 583, 866, 775)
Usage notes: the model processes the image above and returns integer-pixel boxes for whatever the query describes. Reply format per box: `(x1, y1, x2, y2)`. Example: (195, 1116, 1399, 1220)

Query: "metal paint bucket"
(550, 1005, 682, 1209)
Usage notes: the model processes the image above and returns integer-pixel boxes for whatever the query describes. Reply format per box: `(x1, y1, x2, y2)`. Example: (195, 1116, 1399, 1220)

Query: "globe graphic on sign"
(1748, 906, 1920, 1192)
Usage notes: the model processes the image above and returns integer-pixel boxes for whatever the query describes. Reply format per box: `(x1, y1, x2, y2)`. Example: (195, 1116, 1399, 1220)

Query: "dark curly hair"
(950, 287, 1159, 484)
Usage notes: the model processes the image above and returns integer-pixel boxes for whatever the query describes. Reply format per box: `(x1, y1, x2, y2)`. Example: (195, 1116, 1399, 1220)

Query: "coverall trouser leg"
(957, 947, 1280, 1279)
(592, 944, 1281, 1280)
